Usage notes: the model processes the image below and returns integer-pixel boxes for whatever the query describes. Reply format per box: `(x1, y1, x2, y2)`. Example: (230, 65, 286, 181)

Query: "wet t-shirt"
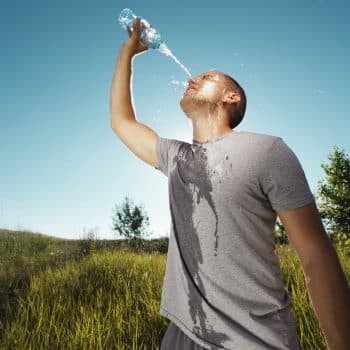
(155, 130, 315, 350)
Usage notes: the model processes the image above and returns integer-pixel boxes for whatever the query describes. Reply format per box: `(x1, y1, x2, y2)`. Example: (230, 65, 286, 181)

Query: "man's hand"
(121, 17, 149, 57)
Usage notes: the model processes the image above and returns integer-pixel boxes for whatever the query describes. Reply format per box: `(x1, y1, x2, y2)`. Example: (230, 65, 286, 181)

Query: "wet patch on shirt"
(176, 144, 220, 256)
(167, 144, 236, 349)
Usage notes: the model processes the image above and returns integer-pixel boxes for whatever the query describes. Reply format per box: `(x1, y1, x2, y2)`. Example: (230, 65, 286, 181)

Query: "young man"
(110, 17, 350, 350)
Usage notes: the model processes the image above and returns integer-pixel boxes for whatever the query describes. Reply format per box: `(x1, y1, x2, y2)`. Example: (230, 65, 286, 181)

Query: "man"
(110, 17, 350, 350)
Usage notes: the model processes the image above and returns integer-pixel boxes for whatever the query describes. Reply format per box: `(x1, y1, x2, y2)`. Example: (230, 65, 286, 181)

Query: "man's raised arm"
(109, 17, 160, 169)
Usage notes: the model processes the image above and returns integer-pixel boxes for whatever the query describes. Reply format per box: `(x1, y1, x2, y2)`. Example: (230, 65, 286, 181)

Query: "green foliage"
(111, 196, 151, 252)
(334, 232, 350, 256)
(78, 227, 99, 256)
(316, 146, 350, 254)
(274, 217, 289, 245)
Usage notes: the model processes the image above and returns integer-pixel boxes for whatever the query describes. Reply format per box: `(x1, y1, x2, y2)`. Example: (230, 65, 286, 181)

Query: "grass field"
(0, 228, 349, 349)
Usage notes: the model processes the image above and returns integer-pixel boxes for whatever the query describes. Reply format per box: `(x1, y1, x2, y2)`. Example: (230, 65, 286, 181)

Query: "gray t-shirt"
(155, 130, 315, 350)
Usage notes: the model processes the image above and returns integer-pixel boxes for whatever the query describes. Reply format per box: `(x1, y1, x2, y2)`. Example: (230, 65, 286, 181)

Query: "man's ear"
(223, 92, 240, 104)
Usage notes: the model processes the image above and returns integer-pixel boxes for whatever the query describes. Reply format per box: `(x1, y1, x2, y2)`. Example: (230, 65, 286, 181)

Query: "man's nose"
(188, 77, 197, 85)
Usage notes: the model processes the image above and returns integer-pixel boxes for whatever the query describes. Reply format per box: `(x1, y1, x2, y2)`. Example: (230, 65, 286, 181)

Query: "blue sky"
(1, 0, 349, 240)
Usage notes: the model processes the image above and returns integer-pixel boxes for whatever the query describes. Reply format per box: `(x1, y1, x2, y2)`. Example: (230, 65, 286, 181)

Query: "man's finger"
(134, 17, 141, 37)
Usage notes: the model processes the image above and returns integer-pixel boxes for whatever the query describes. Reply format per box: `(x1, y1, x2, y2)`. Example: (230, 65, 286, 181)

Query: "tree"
(274, 217, 289, 245)
(79, 226, 99, 256)
(111, 196, 151, 251)
(315, 146, 350, 253)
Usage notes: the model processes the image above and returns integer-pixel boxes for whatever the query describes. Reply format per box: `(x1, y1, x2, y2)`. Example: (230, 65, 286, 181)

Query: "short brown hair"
(223, 74, 247, 129)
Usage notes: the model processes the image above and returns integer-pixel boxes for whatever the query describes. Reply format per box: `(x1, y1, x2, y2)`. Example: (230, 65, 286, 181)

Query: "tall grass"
(1, 247, 168, 350)
(0, 229, 349, 349)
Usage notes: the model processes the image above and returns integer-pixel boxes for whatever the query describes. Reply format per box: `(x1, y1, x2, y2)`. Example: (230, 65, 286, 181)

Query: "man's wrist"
(119, 44, 134, 59)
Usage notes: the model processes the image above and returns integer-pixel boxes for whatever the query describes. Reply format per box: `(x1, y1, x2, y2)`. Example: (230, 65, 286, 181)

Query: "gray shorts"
(160, 322, 208, 350)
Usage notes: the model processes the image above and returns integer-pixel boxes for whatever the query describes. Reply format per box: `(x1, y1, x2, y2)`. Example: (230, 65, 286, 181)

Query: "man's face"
(179, 70, 232, 115)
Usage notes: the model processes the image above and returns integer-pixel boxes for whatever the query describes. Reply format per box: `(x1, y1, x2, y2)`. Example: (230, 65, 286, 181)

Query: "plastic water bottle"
(117, 8, 192, 76)
(118, 8, 164, 50)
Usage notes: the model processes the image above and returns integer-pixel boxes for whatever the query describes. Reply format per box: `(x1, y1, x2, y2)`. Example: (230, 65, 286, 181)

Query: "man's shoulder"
(157, 136, 189, 150)
(239, 130, 281, 146)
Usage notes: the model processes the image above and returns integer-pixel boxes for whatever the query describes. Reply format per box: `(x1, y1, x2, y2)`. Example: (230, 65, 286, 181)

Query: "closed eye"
(201, 75, 214, 81)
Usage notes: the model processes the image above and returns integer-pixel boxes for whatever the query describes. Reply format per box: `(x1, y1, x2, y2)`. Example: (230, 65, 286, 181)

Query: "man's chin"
(179, 100, 194, 114)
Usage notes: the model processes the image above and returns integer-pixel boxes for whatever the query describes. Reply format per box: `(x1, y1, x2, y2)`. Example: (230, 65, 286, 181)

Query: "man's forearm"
(110, 45, 136, 129)
(302, 243, 350, 350)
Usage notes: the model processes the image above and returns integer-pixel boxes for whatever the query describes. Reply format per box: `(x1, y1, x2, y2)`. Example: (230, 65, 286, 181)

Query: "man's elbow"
(110, 120, 117, 131)
(110, 114, 119, 130)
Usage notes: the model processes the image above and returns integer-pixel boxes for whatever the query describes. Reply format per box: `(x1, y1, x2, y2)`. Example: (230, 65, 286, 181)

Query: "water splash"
(168, 79, 188, 92)
(158, 42, 192, 77)
(169, 79, 187, 87)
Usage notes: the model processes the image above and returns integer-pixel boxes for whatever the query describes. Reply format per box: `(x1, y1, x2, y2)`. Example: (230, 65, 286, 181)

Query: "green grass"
(0, 229, 349, 349)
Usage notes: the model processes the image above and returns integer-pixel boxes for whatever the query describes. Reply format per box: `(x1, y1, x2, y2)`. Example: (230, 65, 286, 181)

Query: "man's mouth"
(186, 85, 197, 93)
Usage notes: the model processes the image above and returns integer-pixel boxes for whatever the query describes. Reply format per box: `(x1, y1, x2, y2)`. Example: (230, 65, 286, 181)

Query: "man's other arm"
(277, 202, 350, 350)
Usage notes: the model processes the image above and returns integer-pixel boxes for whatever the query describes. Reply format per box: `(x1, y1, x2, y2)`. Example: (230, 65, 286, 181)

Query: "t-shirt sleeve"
(259, 137, 315, 212)
(154, 135, 183, 177)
